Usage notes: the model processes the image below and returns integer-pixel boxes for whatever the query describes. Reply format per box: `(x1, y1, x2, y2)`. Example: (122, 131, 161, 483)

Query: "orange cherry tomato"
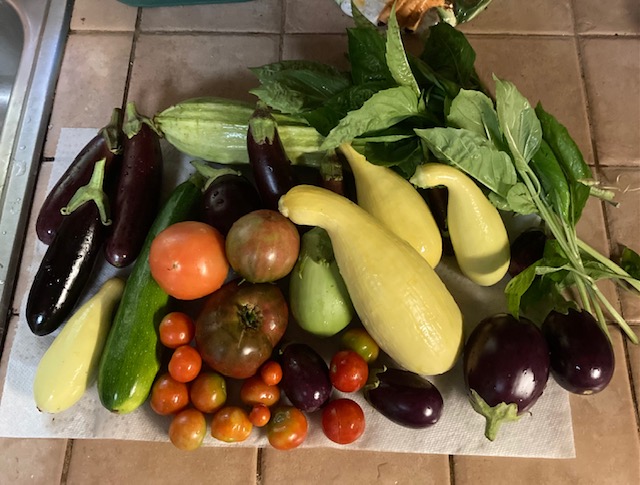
(259, 360, 283, 386)
(240, 376, 280, 407)
(190, 372, 227, 414)
(249, 404, 271, 427)
(210, 406, 253, 443)
(169, 408, 207, 451)
(168, 345, 202, 383)
(150, 373, 189, 416)
(149, 221, 229, 300)
(159, 312, 195, 348)
(266, 406, 308, 451)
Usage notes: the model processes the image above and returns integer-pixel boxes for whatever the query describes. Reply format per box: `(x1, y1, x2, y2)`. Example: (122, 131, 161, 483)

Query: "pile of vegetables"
(25, 5, 640, 448)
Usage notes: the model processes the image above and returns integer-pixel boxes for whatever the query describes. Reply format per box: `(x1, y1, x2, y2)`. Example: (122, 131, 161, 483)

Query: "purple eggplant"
(542, 309, 614, 395)
(279, 343, 332, 412)
(247, 102, 296, 210)
(27, 160, 112, 336)
(508, 229, 547, 277)
(364, 367, 443, 429)
(421, 187, 454, 257)
(36, 108, 122, 245)
(104, 103, 163, 268)
(464, 313, 550, 441)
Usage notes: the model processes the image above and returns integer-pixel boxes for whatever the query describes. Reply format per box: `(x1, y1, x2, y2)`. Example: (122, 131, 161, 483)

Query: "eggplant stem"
(60, 158, 111, 225)
(123, 101, 161, 138)
(469, 389, 521, 441)
(190, 160, 241, 191)
(100, 107, 123, 155)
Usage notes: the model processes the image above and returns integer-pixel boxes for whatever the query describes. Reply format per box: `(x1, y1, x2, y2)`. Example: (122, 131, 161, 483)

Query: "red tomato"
(150, 373, 189, 416)
(210, 406, 253, 443)
(321, 399, 365, 445)
(259, 360, 283, 386)
(249, 404, 271, 427)
(341, 328, 380, 363)
(149, 221, 229, 300)
(267, 406, 308, 451)
(159, 312, 195, 348)
(168, 345, 202, 383)
(169, 408, 207, 451)
(190, 372, 227, 414)
(225, 210, 300, 283)
(240, 376, 280, 407)
(329, 350, 369, 392)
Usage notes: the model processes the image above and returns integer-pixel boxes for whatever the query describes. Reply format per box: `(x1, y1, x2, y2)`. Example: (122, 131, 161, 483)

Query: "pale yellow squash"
(279, 185, 463, 375)
(33, 278, 124, 413)
(411, 164, 510, 287)
(340, 143, 443, 268)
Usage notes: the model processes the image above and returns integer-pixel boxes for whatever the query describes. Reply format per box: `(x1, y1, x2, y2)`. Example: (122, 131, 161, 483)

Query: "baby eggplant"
(364, 367, 443, 429)
(279, 343, 332, 413)
(508, 229, 547, 277)
(542, 309, 614, 395)
(464, 313, 550, 441)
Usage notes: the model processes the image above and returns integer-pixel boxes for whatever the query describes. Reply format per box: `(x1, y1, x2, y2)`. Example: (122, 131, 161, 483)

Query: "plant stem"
(577, 239, 640, 293)
(591, 286, 638, 344)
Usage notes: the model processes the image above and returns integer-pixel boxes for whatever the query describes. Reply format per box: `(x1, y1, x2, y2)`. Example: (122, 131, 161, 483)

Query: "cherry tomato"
(169, 408, 207, 451)
(249, 404, 271, 427)
(168, 345, 202, 383)
(210, 406, 253, 443)
(149, 221, 229, 300)
(159, 312, 195, 348)
(266, 406, 308, 451)
(341, 328, 379, 363)
(321, 398, 365, 445)
(329, 350, 369, 392)
(240, 376, 280, 407)
(190, 372, 227, 414)
(150, 373, 189, 416)
(259, 360, 283, 386)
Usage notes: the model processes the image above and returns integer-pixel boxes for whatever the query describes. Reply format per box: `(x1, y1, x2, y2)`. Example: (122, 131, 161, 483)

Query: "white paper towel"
(0, 128, 575, 458)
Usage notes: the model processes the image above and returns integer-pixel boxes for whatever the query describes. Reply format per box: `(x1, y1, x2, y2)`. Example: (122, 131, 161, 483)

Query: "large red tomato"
(149, 221, 229, 300)
(195, 280, 288, 379)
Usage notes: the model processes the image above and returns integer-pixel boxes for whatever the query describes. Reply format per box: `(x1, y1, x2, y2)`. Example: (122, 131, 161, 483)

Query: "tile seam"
(256, 447, 264, 485)
(121, 9, 143, 110)
(622, 338, 640, 438)
(448, 455, 456, 485)
(59, 439, 74, 485)
(279, 0, 286, 61)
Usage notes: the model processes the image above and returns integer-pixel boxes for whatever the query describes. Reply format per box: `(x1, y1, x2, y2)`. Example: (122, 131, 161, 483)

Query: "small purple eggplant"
(508, 229, 547, 277)
(542, 309, 614, 395)
(279, 343, 332, 413)
(464, 313, 550, 441)
(364, 367, 443, 429)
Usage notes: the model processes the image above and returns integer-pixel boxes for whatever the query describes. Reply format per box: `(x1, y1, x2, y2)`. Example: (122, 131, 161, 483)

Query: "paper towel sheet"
(0, 128, 575, 458)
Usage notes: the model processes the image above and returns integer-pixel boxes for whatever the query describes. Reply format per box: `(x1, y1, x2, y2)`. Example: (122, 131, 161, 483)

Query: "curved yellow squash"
(411, 164, 510, 287)
(279, 185, 463, 375)
(340, 143, 443, 268)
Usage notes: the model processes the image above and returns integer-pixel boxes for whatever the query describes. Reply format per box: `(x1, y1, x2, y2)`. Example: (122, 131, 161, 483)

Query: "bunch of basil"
(250, 4, 640, 343)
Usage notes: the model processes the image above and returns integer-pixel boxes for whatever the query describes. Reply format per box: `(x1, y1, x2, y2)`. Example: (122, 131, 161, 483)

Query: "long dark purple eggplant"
(247, 102, 296, 210)
(104, 103, 163, 268)
(27, 160, 112, 336)
(36, 108, 122, 245)
(464, 313, 550, 441)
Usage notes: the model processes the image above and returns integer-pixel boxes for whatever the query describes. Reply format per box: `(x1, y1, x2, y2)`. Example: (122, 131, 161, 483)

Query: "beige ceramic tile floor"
(2, 0, 639, 483)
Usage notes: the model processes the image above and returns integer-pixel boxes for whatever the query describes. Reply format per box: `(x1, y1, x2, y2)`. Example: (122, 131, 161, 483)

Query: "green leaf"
(620, 246, 640, 280)
(363, 137, 424, 178)
(535, 103, 592, 224)
(505, 262, 540, 318)
(420, 23, 479, 91)
(454, 0, 494, 24)
(321, 86, 420, 149)
(415, 127, 516, 198)
(447, 89, 505, 150)
(385, 7, 420, 96)
(530, 139, 572, 221)
(348, 26, 395, 86)
(494, 77, 542, 165)
(506, 183, 538, 215)
(350, 0, 373, 29)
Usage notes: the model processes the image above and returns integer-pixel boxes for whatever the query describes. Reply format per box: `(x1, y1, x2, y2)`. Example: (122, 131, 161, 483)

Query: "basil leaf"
(620, 246, 640, 280)
(505, 262, 539, 318)
(385, 7, 420, 96)
(535, 103, 592, 224)
(495, 76, 542, 165)
(348, 27, 394, 86)
(447, 89, 505, 150)
(520, 276, 572, 317)
(363, 136, 424, 178)
(321, 86, 420, 149)
(543, 239, 570, 267)
(415, 127, 516, 198)
(506, 183, 538, 215)
(530, 139, 571, 221)
(420, 23, 479, 90)
(455, 0, 494, 24)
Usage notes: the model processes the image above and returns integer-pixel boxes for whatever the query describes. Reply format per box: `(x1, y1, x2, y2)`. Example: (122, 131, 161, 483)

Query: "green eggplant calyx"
(123, 101, 161, 138)
(60, 158, 111, 225)
(100, 107, 123, 155)
(248, 101, 277, 144)
(469, 389, 521, 441)
(190, 160, 241, 191)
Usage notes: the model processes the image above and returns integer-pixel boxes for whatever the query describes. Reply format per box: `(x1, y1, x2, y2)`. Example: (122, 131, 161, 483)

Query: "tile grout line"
(622, 336, 640, 437)
(448, 455, 456, 485)
(58, 439, 74, 485)
(120, 9, 143, 111)
(256, 447, 264, 485)
(278, 0, 287, 61)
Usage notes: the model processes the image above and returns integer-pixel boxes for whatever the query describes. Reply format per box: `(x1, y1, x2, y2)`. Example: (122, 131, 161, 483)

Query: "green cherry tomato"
(341, 328, 379, 363)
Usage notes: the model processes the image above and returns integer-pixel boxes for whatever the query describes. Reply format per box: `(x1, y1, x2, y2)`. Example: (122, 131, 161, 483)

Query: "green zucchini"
(153, 97, 325, 166)
(97, 173, 204, 414)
